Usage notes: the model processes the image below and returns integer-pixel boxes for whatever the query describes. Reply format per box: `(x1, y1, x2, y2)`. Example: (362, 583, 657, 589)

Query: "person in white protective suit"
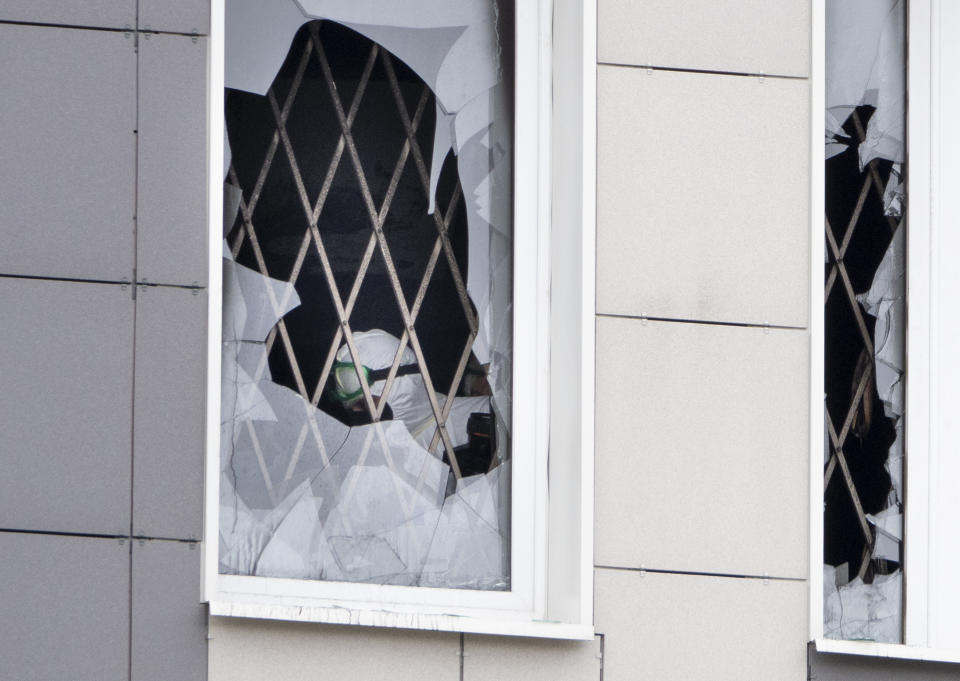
(329, 329, 490, 454)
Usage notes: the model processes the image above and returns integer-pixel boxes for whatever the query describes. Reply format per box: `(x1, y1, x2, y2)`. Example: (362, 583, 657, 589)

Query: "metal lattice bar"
(311, 27, 468, 477)
(822, 107, 907, 580)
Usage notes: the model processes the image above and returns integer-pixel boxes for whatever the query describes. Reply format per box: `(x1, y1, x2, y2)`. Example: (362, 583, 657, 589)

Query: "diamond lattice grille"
(823, 107, 902, 582)
(226, 21, 480, 483)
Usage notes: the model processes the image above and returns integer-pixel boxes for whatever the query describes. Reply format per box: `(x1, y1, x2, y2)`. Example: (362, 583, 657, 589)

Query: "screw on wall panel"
(763, 322, 770, 335)
(192, 35, 199, 44)
(118, 538, 126, 546)
(640, 315, 648, 326)
(646, 65, 653, 76)
(192, 288, 200, 296)
(758, 72, 766, 84)
(138, 539, 145, 546)
(639, 564, 646, 578)
(763, 573, 770, 586)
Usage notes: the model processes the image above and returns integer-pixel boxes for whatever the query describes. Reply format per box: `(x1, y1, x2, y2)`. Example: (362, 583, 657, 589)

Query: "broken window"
(219, 1, 514, 591)
(823, 0, 905, 643)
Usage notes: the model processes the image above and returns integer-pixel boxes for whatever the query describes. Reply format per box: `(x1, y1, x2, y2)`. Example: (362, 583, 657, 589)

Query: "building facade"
(1, 1, 958, 680)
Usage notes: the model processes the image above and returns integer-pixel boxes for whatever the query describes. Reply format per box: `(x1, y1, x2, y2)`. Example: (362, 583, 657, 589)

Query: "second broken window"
(823, 0, 905, 643)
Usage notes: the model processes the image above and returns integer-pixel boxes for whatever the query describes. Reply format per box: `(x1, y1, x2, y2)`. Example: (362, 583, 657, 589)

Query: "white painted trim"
(904, 0, 933, 648)
(926, 0, 960, 651)
(210, 599, 595, 640)
(504, 0, 544, 615)
(202, 0, 226, 604)
(815, 638, 960, 665)
(535, 0, 554, 619)
(579, 0, 598, 631)
(217, 571, 531, 613)
(808, 0, 825, 644)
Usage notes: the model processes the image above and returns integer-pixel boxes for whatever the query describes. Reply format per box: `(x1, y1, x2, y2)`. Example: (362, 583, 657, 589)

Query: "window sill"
(814, 638, 960, 665)
(210, 597, 595, 640)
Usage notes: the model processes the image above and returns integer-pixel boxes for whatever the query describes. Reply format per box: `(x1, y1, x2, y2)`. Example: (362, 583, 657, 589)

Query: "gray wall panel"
(139, 0, 210, 35)
(137, 33, 208, 286)
(0, 0, 135, 29)
(133, 539, 207, 681)
(0, 278, 133, 535)
(0, 532, 129, 681)
(0, 24, 136, 282)
(133, 286, 206, 539)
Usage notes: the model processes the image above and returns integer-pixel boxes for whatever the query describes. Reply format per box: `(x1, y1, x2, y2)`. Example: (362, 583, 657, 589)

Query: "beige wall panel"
(595, 568, 807, 681)
(597, 66, 809, 327)
(598, 0, 809, 77)
(463, 635, 600, 681)
(595, 317, 808, 579)
(209, 618, 459, 681)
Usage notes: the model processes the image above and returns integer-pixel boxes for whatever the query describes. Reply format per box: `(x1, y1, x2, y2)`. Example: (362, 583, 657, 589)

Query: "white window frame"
(810, 0, 960, 662)
(201, 0, 596, 639)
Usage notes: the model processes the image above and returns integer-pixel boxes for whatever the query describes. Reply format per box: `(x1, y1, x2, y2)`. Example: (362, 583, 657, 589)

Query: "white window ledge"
(210, 599, 595, 640)
(814, 638, 960, 665)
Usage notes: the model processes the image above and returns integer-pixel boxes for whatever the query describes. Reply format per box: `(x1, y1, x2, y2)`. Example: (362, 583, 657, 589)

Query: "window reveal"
(220, 8, 513, 590)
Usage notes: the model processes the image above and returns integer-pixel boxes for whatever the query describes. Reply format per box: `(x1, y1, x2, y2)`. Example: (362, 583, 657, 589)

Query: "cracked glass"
(219, 1, 514, 591)
(823, 0, 905, 643)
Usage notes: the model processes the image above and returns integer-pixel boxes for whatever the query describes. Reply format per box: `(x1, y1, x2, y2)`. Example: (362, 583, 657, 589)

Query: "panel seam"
(596, 312, 806, 331)
(595, 564, 806, 582)
(0, 272, 205, 290)
(0, 19, 208, 38)
(598, 61, 810, 81)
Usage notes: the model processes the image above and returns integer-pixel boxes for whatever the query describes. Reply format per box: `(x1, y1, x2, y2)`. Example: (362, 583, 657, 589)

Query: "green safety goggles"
(328, 361, 420, 404)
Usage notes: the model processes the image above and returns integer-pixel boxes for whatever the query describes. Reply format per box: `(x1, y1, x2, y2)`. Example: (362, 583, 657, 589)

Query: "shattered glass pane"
(824, 0, 904, 642)
(220, 1, 513, 591)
